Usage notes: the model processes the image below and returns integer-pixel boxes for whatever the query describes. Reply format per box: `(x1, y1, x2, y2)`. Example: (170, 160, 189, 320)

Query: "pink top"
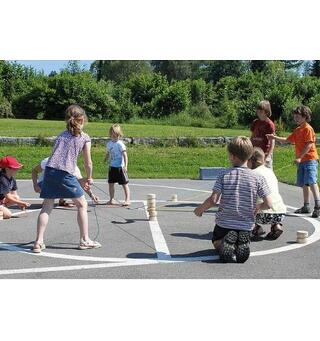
(47, 130, 91, 174)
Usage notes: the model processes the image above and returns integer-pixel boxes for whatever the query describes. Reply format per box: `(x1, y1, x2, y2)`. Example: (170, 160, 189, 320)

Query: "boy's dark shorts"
(108, 167, 129, 185)
(212, 224, 246, 242)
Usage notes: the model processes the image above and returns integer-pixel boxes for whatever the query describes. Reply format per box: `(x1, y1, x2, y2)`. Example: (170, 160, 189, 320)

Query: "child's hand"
(294, 158, 301, 165)
(123, 166, 127, 173)
(194, 206, 204, 217)
(266, 134, 275, 141)
(92, 194, 99, 204)
(20, 202, 31, 210)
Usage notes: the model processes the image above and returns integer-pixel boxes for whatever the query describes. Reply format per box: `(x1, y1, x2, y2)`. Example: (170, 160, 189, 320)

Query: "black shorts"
(108, 167, 129, 185)
(211, 224, 246, 242)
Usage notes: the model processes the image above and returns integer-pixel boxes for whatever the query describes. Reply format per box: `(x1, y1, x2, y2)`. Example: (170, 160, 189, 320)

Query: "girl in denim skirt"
(33, 104, 101, 253)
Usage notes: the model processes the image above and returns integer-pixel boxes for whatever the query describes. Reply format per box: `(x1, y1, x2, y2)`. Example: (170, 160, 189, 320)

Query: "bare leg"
(1, 206, 12, 219)
(122, 184, 130, 205)
(35, 199, 55, 244)
(309, 183, 320, 205)
(303, 185, 311, 204)
(71, 196, 89, 241)
(107, 183, 116, 204)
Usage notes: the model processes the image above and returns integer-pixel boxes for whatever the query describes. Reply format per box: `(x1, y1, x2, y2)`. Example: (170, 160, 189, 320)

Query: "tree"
(202, 61, 247, 83)
(62, 60, 84, 75)
(283, 60, 304, 71)
(311, 60, 320, 77)
(151, 61, 194, 82)
(250, 60, 268, 73)
(91, 60, 152, 83)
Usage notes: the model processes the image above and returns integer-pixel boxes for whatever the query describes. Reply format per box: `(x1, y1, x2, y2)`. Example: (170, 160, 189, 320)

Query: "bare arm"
(266, 134, 290, 144)
(5, 192, 30, 208)
(194, 191, 221, 217)
(82, 142, 93, 182)
(31, 164, 42, 193)
(266, 139, 275, 159)
(295, 142, 313, 163)
(255, 194, 272, 214)
(123, 150, 128, 172)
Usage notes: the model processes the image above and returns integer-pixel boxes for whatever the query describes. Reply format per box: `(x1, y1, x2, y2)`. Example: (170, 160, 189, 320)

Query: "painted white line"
(129, 183, 212, 193)
(143, 200, 171, 260)
(11, 209, 41, 216)
(2, 178, 320, 276)
(0, 256, 221, 276)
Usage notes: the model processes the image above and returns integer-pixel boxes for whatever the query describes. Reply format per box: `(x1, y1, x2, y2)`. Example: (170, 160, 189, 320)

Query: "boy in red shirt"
(251, 100, 275, 168)
(267, 105, 320, 218)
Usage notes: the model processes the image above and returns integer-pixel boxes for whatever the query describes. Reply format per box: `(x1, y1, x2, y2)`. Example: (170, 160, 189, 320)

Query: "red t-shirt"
(250, 118, 275, 153)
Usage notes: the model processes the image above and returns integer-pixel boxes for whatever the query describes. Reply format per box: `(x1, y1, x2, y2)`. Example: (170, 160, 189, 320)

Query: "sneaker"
(294, 206, 311, 214)
(312, 207, 320, 218)
(78, 239, 101, 250)
(235, 231, 250, 263)
(219, 230, 238, 263)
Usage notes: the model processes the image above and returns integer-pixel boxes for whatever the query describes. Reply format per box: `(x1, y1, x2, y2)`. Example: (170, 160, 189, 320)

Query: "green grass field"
(0, 143, 308, 186)
(0, 118, 318, 186)
(0, 118, 249, 138)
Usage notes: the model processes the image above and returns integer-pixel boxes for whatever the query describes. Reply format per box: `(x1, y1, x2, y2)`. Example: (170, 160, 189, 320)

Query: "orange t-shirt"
(287, 123, 318, 162)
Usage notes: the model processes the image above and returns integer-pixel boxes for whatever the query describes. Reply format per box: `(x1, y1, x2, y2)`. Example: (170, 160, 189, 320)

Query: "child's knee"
(74, 198, 87, 210)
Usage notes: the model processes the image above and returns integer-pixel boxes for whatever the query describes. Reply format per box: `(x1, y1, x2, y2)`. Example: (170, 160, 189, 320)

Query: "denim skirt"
(40, 167, 84, 199)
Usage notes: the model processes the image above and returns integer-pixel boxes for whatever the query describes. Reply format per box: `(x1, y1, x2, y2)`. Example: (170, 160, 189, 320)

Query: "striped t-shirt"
(213, 166, 271, 231)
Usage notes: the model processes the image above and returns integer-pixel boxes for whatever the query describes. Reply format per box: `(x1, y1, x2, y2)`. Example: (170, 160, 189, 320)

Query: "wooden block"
(297, 237, 307, 244)
(297, 230, 308, 239)
(171, 194, 178, 202)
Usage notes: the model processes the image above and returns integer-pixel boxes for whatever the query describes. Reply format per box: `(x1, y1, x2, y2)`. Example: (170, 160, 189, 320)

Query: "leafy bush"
(308, 94, 320, 132)
(0, 96, 14, 118)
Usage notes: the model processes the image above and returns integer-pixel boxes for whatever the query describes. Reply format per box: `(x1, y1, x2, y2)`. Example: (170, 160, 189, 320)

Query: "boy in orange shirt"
(267, 105, 320, 218)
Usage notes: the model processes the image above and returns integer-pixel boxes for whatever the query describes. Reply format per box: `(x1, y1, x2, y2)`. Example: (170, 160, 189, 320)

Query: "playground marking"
(142, 200, 171, 260)
(1, 183, 319, 276)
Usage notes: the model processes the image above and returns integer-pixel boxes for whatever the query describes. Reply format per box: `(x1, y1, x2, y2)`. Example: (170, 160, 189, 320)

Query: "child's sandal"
(33, 242, 46, 253)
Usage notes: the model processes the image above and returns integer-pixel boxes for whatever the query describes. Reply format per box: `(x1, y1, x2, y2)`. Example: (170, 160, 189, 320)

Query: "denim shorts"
(296, 160, 319, 187)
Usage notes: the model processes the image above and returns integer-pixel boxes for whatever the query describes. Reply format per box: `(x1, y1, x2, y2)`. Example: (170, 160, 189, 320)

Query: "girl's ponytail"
(65, 104, 87, 136)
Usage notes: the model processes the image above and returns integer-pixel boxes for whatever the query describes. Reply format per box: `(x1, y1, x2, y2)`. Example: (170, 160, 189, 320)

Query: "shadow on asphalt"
(171, 232, 213, 240)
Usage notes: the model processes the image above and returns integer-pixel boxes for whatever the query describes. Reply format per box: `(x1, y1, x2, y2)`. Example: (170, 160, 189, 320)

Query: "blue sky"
(11, 60, 94, 75)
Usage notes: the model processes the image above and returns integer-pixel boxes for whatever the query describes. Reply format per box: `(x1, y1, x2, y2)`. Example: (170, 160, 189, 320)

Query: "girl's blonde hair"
(65, 104, 87, 136)
(257, 100, 272, 117)
(249, 147, 265, 169)
(109, 124, 123, 139)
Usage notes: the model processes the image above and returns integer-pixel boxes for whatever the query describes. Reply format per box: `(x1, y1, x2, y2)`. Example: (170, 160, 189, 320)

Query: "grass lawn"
(0, 118, 250, 138)
(0, 143, 314, 186)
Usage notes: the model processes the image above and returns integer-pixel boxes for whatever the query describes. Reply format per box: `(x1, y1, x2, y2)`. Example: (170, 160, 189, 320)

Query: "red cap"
(0, 156, 23, 169)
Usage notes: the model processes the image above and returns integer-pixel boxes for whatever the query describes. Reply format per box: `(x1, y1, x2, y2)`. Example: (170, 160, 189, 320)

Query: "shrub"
(0, 96, 14, 118)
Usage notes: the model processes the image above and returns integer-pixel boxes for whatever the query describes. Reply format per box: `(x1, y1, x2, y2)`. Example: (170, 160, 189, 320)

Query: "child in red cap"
(0, 156, 30, 219)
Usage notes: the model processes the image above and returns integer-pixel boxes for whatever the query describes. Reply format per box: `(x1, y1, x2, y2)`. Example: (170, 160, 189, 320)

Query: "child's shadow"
(171, 232, 213, 240)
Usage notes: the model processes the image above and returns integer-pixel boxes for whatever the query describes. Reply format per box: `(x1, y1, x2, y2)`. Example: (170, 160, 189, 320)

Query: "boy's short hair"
(257, 100, 272, 117)
(249, 147, 265, 169)
(109, 124, 123, 138)
(227, 136, 254, 162)
(292, 105, 312, 122)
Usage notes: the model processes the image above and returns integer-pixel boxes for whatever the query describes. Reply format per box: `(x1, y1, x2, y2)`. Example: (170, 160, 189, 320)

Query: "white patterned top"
(47, 130, 91, 174)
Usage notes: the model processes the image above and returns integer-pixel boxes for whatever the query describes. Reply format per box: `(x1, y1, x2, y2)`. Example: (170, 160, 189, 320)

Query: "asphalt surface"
(0, 179, 319, 279)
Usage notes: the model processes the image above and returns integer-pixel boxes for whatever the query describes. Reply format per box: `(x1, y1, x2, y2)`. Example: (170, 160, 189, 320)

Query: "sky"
(11, 60, 94, 75)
